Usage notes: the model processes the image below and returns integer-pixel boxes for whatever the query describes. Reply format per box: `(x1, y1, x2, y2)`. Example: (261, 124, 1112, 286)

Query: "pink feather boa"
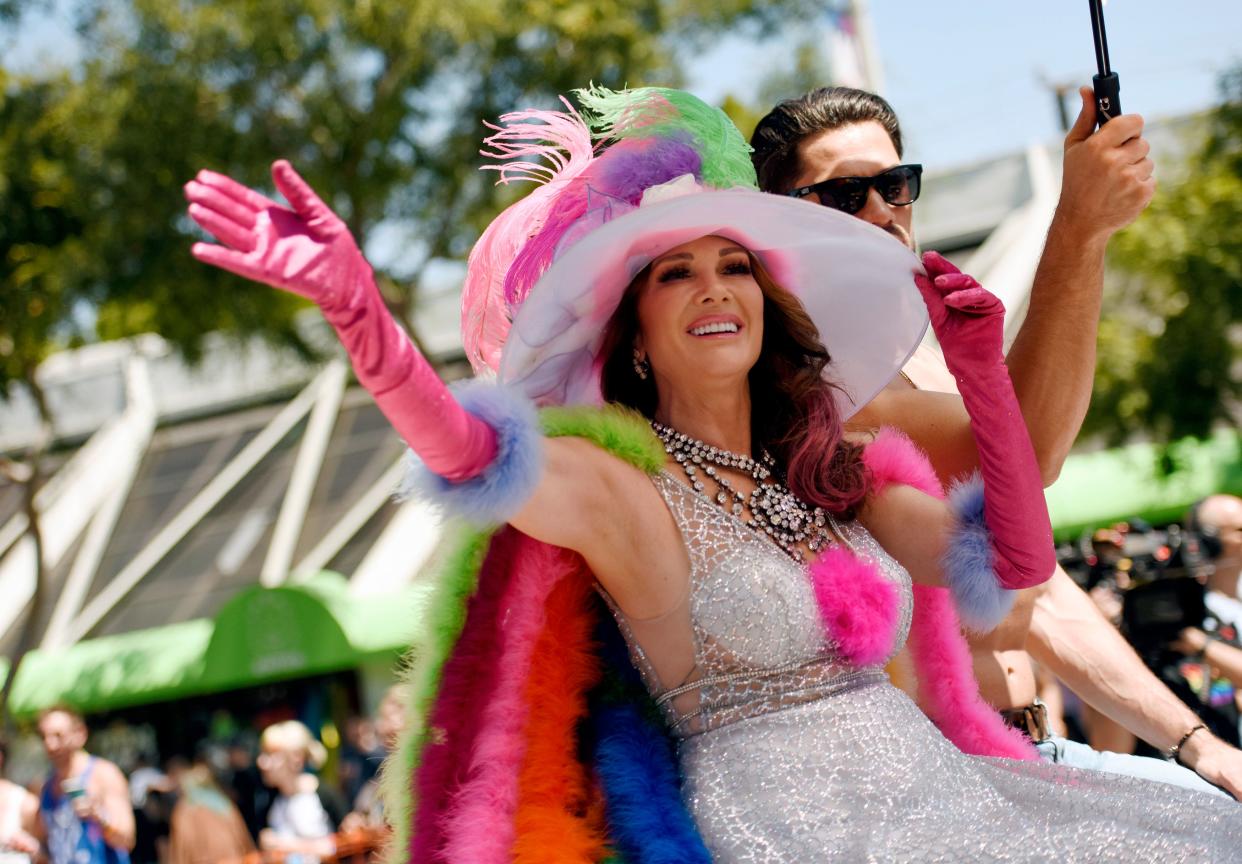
(862, 428, 1037, 760)
(412, 530, 519, 862)
(438, 538, 588, 861)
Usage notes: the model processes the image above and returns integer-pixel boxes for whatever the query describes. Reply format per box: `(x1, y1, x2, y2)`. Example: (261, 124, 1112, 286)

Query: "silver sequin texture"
(605, 471, 1242, 863)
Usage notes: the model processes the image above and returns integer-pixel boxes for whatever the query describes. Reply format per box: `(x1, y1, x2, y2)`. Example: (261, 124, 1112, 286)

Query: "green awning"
(5, 618, 214, 719)
(3, 573, 432, 719)
(1047, 430, 1242, 539)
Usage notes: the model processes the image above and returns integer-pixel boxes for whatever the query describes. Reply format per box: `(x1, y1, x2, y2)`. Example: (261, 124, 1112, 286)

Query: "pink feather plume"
(461, 99, 595, 373)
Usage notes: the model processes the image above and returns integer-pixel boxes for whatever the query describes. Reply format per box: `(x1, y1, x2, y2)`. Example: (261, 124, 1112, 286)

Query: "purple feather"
(591, 134, 703, 204)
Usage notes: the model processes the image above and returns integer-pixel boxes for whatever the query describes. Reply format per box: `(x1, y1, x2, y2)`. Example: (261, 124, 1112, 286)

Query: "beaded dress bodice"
(605, 470, 913, 738)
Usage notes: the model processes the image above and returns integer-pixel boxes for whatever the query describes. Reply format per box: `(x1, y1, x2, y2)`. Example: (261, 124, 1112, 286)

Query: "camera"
(1059, 517, 1241, 749)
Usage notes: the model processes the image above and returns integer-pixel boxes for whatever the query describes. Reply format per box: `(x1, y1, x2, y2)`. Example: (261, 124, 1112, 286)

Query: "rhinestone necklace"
(651, 421, 836, 562)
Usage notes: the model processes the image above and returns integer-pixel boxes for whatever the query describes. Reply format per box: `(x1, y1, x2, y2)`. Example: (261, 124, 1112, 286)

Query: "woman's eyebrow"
(653, 252, 693, 265)
(655, 249, 695, 266)
(718, 246, 746, 257)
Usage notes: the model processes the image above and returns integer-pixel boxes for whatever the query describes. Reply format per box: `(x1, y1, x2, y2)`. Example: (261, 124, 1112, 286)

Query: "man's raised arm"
(1005, 86, 1154, 483)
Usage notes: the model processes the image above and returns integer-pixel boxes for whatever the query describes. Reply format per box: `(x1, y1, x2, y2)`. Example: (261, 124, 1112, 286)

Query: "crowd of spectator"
(0, 685, 407, 864)
(1055, 494, 1242, 757)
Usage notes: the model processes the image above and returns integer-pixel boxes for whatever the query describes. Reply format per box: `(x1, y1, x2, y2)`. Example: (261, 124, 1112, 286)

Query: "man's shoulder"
(89, 757, 130, 791)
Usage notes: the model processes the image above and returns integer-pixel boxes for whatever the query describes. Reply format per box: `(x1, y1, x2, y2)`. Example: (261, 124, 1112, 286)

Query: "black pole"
(1089, 0, 1111, 75)
(1088, 0, 1121, 125)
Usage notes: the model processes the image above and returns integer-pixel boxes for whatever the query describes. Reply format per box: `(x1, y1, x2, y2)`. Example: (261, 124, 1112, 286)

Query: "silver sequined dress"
(605, 472, 1242, 863)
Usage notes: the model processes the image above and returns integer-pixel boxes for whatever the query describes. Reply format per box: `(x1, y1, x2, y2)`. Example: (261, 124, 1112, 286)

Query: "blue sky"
(6, 0, 1239, 172)
(687, 0, 1242, 169)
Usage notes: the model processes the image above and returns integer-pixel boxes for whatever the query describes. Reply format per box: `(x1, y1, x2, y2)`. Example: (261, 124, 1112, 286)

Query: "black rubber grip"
(1093, 72, 1121, 125)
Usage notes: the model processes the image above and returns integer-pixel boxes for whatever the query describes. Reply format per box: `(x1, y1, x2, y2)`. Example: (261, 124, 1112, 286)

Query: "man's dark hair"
(750, 87, 904, 194)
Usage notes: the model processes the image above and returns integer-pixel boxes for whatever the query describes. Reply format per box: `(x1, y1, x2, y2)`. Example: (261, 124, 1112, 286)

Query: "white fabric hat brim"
(498, 188, 928, 418)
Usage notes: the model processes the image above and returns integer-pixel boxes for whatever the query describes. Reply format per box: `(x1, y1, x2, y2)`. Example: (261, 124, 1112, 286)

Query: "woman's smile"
(687, 314, 744, 338)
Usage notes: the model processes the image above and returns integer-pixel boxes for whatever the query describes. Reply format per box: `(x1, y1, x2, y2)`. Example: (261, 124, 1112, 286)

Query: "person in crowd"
(255, 721, 342, 862)
(1188, 494, 1242, 628)
(220, 738, 266, 843)
(0, 740, 39, 864)
(29, 706, 134, 864)
(166, 760, 254, 864)
(127, 752, 173, 864)
(337, 717, 383, 809)
(1173, 627, 1242, 690)
(185, 83, 1240, 860)
(342, 685, 408, 831)
(750, 85, 1242, 798)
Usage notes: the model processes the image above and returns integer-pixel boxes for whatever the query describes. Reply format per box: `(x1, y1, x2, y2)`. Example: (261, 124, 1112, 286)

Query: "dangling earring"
(632, 348, 650, 380)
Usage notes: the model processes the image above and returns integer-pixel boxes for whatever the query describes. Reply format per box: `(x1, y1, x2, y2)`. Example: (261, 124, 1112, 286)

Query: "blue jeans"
(1035, 735, 1229, 798)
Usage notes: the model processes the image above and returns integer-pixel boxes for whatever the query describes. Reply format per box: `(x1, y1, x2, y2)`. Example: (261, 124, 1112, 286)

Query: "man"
(1189, 494, 1242, 629)
(750, 85, 1242, 797)
(28, 707, 134, 864)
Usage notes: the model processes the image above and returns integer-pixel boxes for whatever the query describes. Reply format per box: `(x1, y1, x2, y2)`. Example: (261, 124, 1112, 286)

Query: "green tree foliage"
(720, 30, 838, 141)
(1085, 67, 1242, 446)
(0, 0, 818, 392)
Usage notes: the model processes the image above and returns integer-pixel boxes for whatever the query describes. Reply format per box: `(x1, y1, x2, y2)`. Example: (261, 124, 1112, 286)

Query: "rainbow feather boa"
(382, 414, 1034, 863)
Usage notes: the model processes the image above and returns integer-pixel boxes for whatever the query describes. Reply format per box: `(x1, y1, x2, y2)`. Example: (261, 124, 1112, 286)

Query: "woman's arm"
(912, 255, 1054, 592)
(855, 260, 1056, 630)
(512, 436, 688, 618)
(186, 163, 497, 482)
(186, 162, 681, 615)
(858, 484, 955, 588)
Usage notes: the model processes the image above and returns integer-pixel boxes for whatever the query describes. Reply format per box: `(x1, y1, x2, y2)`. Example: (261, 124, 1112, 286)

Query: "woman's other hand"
(914, 251, 1005, 373)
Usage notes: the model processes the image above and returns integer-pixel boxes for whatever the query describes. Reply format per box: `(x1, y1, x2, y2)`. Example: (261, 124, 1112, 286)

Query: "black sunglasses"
(788, 164, 923, 215)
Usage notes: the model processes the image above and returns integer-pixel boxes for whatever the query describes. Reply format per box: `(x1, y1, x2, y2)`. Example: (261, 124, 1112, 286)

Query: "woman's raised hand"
(185, 160, 368, 312)
(183, 159, 500, 484)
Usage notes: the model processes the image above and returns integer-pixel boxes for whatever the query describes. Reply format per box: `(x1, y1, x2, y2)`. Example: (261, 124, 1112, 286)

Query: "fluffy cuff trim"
(809, 547, 900, 667)
(944, 473, 1015, 632)
(398, 380, 543, 524)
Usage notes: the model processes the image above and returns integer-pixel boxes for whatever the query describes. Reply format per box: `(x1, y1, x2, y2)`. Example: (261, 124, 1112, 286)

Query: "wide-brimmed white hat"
(462, 87, 927, 418)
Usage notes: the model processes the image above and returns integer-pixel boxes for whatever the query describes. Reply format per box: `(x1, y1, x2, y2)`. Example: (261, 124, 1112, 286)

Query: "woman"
(185, 87, 1239, 861)
(254, 722, 338, 863)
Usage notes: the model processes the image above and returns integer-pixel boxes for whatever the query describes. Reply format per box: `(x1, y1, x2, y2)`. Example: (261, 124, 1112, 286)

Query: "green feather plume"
(575, 85, 757, 191)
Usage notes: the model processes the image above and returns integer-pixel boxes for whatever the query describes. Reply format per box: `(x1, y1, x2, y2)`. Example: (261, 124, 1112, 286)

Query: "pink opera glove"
(184, 160, 497, 482)
(915, 252, 1055, 590)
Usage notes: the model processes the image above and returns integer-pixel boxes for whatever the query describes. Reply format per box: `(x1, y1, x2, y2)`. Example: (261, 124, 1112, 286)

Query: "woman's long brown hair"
(599, 252, 869, 517)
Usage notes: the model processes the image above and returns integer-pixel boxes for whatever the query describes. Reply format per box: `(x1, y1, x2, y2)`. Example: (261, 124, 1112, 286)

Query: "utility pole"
(1037, 71, 1077, 133)
(850, 0, 885, 94)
